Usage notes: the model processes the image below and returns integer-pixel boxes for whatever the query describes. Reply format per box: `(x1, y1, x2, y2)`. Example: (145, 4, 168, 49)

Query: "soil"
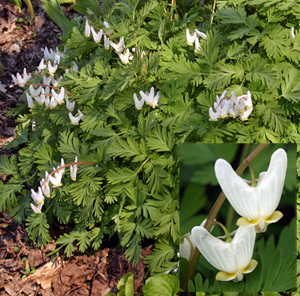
(0, 1, 151, 295)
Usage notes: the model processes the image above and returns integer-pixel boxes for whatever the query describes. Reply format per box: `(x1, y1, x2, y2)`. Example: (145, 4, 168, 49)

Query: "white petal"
(231, 226, 256, 269)
(215, 159, 259, 220)
(257, 148, 287, 217)
(191, 226, 237, 273)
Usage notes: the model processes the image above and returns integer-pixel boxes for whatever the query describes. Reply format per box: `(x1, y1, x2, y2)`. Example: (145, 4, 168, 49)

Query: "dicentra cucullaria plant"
(1, 0, 300, 289)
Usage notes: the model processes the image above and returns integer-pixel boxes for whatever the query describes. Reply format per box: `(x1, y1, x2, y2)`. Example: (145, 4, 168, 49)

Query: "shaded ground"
(0, 1, 151, 295)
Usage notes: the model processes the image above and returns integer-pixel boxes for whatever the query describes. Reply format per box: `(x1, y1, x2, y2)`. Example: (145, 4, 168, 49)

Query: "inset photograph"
(179, 143, 297, 292)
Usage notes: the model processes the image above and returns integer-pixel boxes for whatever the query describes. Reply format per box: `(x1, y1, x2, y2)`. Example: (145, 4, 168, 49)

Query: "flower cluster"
(208, 90, 253, 121)
(186, 28, 207, 53)
(133, 87, 160, 109)
(30, 157, 78, 214)
(11, 46, 83, 126)
(184, 148, 287, 282)
(85, 20, 134, 64)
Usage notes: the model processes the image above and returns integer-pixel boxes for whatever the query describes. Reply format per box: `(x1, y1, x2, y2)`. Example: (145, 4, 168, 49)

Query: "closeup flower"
(191, 225, 258, 281)
(29, 85, 43, 97)
(66, 96, 75, 111)
(215, 148, 287, 232)
(48, 170, 63, 187)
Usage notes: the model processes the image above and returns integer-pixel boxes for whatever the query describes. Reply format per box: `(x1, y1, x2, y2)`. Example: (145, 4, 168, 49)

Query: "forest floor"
(0, 1, 150, 295)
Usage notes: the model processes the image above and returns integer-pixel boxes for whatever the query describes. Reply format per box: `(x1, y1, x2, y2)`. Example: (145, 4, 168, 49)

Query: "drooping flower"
(48, 61, 58, 75)
(85, 20, 91, 37)
(91, 27, 103, 43)
(110, 36, 125, 53)
(69, 110, 84, 125)
(70, 156, 78, 181)
(48, 170, 63, 187)
(26, 92, 34, 108)
(191, 225, 258, 281)
(140, 87, 160, 108)
(51, 87, 65, 104)
(214, 148, 287, 232)
(118, 49, 133, 64)
(11, 68, 31, 87)
(291, 27, 295, 42)
(29, 85, 43, 97)
(38, 58, 47, 72)
(30, 187, 45, 214)
(40, 178, 50, 197)
(195, 29, 207, 40)
(104, 35, 110, 50)
(66, 96, 75, 111)
(133, 93, 144, 110)
(186, 28, 197, 45)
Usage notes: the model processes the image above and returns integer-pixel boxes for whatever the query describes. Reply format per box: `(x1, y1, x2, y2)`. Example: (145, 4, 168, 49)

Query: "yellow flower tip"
(216, 271, 237, 281)
(236, 217, 258, 227)
(266, 210, 283, 223)
(242, 259, 258, 274)
(71, 177, 77, 181)
(52, 183, 62, 188)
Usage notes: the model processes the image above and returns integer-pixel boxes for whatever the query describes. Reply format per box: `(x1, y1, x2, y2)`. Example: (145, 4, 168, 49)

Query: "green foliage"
(2, 0, 300, 287)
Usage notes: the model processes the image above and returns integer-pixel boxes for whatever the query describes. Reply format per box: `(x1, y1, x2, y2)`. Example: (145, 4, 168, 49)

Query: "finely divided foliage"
(0, 0, 300, 282)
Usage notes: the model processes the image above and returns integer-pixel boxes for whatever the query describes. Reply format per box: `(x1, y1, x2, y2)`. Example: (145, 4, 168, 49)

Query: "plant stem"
(180, 143, 268, 291)
(24, 0, 35, 20)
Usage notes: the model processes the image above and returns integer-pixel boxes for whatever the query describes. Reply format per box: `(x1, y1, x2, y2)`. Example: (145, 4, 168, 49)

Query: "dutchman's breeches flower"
(215, 148, 287, 232)
(191, 225, 258, 281)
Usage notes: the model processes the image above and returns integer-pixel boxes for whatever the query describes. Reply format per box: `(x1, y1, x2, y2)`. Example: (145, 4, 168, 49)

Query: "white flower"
(133, 93, 144, 110)
(49, 97, 58, 109)
(59, 158, 65, 175)
(70, 156, 78, 181)
(104, 35, 110, 50)
(54, 52, 61, 65)
(291, 27, 295, 41)
(26, 92, 34, 108)
(91, 27, 103, 43)
(103, 21, 113, 35)
(40, 178, 50, 197)
(186, 28, 197, 45)
(43, 75, 52, 85)
(48, 170, 63, 187)
(72, 62, 79, 72)
(140, 87, 160, 108)
(191, 225, 257, 281)
(51, 87, 65, 104)
(38, 58, 47, 71)
(110, 36, 125, 53)
(31, 187, 45, 205)
(209, 107, 221, 121)
(66, 96, 75, 111)
(48, 61, 58, 75)
(11, 68, 31, 87)
(195, 29, 207, 40)
(29, 85, 42, 97)
(69, 110, 84, 125)
(239, 107, 253, 121)
(43, 47, 55, 60)
(30, 203, 43, 214)
(179, 235, 195, 261)
(118, 49, 133, 64)
(85, 20, 91, 37)
(215, 148, 287, 232)
(194, 37, 200, 53)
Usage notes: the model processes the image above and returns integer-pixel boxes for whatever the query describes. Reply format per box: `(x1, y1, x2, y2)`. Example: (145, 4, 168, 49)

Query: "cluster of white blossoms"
(11, 47, 83, 126)
(181, 148, 287, 282)
(85, 20, 134, 65)
(209, 90, 253, 121)
(186, 28, 207, 53)
(30, 157, 78, 214)
(133, 87, 160, 109)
